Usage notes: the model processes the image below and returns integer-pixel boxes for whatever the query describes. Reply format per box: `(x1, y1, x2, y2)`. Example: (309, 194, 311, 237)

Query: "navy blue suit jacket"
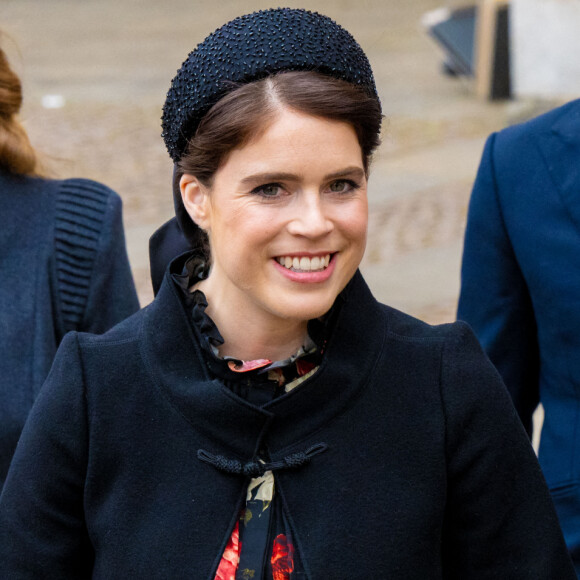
(458, 99, 580, 572)
(0, 173, 139, 488)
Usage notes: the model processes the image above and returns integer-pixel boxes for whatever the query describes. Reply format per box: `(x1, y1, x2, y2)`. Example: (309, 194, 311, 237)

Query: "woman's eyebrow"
(240, 167, 365, 186)
(240, 172, 299, 186)
(324, 167, 365, 181)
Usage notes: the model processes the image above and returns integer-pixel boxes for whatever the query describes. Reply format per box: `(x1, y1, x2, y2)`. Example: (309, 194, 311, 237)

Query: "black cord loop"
(197, 443, 328, 478)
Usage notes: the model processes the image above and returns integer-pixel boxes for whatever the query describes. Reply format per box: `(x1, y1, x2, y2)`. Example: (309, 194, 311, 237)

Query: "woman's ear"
(180, 174, 211, 232)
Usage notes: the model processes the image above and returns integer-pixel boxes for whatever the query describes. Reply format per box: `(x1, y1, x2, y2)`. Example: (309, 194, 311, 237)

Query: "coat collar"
(142, 257, 386, 459)
(536, 99, 580, 232)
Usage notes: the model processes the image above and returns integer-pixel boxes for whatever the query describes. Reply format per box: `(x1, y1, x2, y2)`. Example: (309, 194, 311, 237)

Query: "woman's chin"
(268, 294, 338, 324)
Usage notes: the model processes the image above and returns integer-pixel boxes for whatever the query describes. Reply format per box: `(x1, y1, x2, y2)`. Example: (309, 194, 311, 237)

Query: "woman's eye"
(251, 183, 283, 197)
(328, 179, 358, 194)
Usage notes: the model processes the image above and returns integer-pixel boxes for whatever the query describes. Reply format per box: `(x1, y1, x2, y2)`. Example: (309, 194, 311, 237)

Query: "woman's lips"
(273, 253, 336, 283)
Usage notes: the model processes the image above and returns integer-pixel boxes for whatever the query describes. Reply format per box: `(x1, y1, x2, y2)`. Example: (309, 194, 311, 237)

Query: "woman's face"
(181, 106, 368, 328)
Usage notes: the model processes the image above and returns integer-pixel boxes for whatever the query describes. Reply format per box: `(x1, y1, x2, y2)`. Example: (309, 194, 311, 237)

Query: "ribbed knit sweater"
(0, 171, 139, 487)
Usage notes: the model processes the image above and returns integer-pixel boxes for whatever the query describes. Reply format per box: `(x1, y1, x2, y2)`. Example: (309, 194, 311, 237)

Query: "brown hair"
(177, 70, 383, 187)
(0, 46, 38, 176)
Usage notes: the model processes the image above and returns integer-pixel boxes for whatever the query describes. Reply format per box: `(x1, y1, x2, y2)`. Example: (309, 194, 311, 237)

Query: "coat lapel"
(536, 99, 580, 233)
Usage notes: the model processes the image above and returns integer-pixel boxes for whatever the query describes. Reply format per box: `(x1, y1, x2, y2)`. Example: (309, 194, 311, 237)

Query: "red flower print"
(296, 359, 315, 377)
(228, 359, 272, 373)
(271, 534, 295, 580)
(214, 522, 241, 580)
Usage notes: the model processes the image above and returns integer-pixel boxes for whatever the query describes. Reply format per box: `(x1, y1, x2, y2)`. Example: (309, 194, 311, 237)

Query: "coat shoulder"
(76, 305, 146, 349)
(378, 302, 469, 344)
(496, 98, 580, 148)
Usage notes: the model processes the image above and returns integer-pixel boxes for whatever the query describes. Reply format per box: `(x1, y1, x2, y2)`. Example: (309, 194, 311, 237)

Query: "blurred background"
(1, 0, 572, 321)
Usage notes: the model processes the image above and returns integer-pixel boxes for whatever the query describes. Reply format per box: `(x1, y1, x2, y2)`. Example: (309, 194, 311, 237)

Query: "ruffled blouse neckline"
(172, 256, 330, 403)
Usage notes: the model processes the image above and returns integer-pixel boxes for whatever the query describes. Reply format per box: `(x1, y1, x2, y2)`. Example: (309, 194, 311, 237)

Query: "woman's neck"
(196, 280, 309, 362)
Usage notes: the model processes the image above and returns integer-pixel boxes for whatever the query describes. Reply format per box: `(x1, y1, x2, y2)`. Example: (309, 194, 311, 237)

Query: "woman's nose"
(286, 195, 334, 238)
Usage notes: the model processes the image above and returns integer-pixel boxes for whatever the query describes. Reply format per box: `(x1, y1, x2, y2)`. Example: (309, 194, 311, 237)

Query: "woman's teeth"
(276, 254, 331, 272)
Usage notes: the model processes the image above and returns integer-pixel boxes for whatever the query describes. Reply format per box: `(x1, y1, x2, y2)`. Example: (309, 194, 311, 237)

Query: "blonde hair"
(0, 46, 38, 175)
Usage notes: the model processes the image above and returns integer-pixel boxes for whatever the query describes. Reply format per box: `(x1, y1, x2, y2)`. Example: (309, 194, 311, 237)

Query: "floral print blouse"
(173, 258, 333, 580)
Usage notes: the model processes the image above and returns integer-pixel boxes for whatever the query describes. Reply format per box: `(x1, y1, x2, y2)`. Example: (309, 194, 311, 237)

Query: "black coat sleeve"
(0, 332, 93, 578)
(440, 322, 575, 578)
(457, 134, 540, 436)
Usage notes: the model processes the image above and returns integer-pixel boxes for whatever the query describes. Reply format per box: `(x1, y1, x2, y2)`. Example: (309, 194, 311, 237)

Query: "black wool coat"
(0, 264, 575, 579)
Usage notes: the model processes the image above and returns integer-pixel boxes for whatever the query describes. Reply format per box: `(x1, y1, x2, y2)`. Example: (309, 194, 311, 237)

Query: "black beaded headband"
(161, 7, 380, 162)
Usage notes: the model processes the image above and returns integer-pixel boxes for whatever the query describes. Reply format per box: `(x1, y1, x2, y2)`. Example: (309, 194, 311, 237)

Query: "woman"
(0, 9, 575, 578)
(0, 42, 139, 488)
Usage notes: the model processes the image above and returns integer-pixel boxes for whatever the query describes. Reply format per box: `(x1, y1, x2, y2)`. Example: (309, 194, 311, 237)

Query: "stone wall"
(511, 0, 580, 99)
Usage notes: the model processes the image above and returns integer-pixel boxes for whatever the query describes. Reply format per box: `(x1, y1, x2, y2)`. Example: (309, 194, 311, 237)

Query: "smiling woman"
(0, 8, 576, 580)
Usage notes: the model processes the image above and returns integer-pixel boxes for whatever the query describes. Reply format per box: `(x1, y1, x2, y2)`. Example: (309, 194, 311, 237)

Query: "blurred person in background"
(458, 99, 580, 576)
(0, 40, 139, 488)
(0, 10, 575, 578)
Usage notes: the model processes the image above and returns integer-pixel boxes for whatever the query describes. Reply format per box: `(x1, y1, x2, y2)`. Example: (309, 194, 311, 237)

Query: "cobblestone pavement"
(2, 0, 561, 323)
